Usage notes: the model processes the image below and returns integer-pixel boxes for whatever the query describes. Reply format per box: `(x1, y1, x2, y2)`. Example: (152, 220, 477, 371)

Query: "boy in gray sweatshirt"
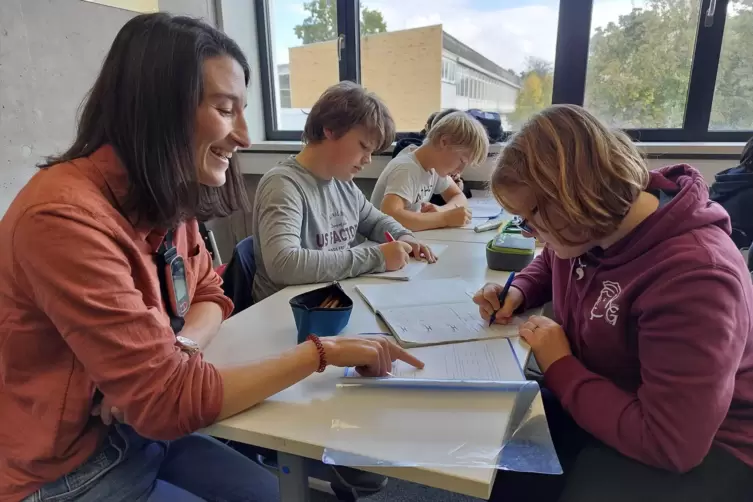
(252, 82, 436, 302)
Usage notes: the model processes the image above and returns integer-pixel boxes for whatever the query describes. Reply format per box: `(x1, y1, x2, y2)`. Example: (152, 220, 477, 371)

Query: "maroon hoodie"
(513, 165, 753, 473)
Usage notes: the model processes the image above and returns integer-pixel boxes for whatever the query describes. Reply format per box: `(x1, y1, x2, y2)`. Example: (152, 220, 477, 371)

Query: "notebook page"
(354, 278, 473, 312)
(344, 338, 524, 381)
(467, 197, 502, 218)
(380, 301, 523, 345)
(355, 242, 448, 281)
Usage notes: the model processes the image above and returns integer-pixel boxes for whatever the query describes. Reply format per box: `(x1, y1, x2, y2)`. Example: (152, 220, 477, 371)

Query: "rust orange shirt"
(0, 145, 232, 501)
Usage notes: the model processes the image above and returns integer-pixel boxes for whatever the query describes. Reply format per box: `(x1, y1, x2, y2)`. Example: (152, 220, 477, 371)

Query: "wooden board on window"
(82, 0, 158, 13)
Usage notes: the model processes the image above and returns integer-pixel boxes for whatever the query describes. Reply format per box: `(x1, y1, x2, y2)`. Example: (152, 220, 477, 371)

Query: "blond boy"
(371, 111, 489, 231)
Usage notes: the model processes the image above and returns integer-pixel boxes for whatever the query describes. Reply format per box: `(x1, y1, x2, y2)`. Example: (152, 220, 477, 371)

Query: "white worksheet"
(354, 241, 448, 281)
(355, 278, 472, 312)
(379, 301, 523, 345)
(344, 338, 524, 381)
(467, 196, 502, 219)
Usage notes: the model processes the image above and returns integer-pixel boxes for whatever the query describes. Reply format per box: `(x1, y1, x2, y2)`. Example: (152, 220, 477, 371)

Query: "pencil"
(319, 295, 334, 308)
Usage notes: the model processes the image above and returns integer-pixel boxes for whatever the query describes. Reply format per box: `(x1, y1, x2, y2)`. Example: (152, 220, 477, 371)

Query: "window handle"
(705, 0, 717, 27)
(337, 34, 345, 61)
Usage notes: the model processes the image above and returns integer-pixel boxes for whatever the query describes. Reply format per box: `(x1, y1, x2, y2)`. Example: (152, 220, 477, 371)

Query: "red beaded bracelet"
(306, 334, 327, 373)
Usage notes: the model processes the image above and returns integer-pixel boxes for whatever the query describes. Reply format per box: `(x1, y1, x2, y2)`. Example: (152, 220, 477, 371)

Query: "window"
(255, 0, 752, 142)
(256, 0, 345, 138)
(358, 0, 559, 131)
(278, 70, 292, 108)
(709, 1, 753, 130)
(584, 0, 701, 129)
(442, 57, 456, 83)
(567, 0, 752, 142)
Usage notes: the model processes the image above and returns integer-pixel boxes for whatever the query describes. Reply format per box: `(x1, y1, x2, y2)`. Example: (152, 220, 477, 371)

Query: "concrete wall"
(288, 25, 443, 131)
(0, 0, 216, 216)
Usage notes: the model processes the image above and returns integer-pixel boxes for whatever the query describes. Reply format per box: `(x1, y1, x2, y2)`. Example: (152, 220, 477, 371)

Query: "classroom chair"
(220, 235, 257, 317)
(198, 222, 222, 269)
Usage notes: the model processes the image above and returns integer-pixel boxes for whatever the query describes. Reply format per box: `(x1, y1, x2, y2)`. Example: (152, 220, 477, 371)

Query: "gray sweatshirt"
(251, 156, 413, 301)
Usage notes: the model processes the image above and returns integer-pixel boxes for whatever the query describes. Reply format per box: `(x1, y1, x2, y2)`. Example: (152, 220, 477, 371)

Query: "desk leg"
(278, 452, 310, 502)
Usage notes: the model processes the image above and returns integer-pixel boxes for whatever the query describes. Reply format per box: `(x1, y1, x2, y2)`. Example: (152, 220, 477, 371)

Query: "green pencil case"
(486, 232, 536, 272)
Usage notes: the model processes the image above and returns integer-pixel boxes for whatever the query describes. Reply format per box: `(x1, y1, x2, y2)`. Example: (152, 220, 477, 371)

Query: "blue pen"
(489, 271, 516, 326)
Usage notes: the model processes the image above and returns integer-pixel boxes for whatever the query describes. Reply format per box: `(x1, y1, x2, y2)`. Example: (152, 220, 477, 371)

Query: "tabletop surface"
(202, 236, 527, 499)
(415, 227, 499, 244)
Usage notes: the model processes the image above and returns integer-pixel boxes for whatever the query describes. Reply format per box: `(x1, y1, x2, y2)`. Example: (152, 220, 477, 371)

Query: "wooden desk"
(203, 238, 529, 500)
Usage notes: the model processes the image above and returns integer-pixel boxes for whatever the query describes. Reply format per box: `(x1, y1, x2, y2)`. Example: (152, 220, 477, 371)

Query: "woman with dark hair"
(0, 13, 421, 502)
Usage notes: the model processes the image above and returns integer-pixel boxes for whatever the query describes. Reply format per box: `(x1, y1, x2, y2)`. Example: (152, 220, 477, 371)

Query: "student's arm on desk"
(255, 175, 386, 284)
(510, 248, 554, 309)
(374, 165, 444, 232)
(356, 189, 413, 241)
(437, 180, 467, 211)
(381, 194, 448, 231)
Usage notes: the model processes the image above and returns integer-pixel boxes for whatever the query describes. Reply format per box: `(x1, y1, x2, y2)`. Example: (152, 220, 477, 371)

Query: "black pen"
(489, 272, 516, 326)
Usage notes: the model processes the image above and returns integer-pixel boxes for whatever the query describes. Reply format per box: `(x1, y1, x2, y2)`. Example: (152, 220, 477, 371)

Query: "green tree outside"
(585, 0, 752, 130)
(710, 0, 753, 129)
(294, 0, 387, 44)
(510, 57, 554, 129)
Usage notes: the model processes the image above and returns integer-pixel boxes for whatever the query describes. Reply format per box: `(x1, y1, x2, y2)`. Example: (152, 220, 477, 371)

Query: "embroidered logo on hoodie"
(590, 280, 622, 326)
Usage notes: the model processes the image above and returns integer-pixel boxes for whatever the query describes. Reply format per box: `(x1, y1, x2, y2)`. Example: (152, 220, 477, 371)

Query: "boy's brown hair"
(302, 81, 396, 152)
(491, 104, 649, 245)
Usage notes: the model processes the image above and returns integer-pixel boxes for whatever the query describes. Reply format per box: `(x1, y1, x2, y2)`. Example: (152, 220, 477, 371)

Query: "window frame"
(255, 0, 361, 141)
(256, 0, 752, 143)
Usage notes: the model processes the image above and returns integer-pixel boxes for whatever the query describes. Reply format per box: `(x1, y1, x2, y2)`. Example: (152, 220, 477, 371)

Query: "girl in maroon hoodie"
(475, 105, 753, 502)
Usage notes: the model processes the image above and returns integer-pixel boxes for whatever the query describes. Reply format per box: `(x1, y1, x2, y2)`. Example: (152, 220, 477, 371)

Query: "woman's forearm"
(182, 302, 224, 349)
(215, 340, 320, 420)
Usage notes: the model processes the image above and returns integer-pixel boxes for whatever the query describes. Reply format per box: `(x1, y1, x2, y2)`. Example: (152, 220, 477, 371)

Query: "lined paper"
(344, 338, 524, 381)
(380, 302, 522, 345)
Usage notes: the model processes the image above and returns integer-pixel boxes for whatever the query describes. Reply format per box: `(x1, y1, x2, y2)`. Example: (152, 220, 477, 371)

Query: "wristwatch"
(176, 336, 201, 356)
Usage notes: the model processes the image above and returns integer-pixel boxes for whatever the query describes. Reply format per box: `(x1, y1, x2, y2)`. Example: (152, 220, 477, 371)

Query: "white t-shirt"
(370, 145, 452, 212)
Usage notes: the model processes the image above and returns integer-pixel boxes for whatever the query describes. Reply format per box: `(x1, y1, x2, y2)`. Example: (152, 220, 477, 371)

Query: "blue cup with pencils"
(289, 281, 353, 343)
(489, 272, 516, 326)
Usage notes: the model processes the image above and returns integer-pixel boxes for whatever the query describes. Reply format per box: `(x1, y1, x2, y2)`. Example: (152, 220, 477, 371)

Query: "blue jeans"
(23, 424, 279, 501)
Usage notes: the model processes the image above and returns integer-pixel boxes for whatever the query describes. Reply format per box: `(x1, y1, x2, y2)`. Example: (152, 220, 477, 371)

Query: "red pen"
(384, 231, 415, 258)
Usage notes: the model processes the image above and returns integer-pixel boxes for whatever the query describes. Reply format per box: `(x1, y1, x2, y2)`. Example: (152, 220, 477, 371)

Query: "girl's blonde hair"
(426, 111, 489, 167)
(491, 104, 649, 245)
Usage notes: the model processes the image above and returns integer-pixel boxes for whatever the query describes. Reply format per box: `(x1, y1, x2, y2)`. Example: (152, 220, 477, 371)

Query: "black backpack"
(710, 138, 753, 250)
(467, 109, 504, 143)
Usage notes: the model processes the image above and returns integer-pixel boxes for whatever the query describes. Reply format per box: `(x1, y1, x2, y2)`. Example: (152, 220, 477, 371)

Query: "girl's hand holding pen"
(473, 281, 524, 325)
